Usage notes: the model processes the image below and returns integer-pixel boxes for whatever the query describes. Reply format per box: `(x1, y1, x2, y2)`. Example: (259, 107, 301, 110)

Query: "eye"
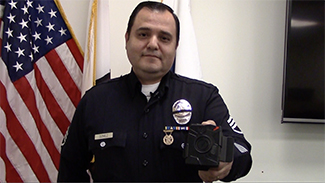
(160, 35, 171, 43)
(138, 32, 148, 38)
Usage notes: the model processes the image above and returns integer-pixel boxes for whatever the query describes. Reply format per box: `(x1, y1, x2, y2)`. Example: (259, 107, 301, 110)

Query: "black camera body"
(184, 124, 234, 170)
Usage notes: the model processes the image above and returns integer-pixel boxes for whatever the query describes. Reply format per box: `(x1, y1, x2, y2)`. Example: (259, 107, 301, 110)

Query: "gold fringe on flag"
(88, 0, 98, 86)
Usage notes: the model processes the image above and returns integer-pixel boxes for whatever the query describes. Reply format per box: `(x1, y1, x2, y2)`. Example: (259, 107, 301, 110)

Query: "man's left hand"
(198, 161, 233, 182)
(199, 120, 233, 182)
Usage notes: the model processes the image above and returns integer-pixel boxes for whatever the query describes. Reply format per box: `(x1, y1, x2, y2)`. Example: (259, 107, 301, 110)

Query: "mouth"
(142, 53, 161, 60)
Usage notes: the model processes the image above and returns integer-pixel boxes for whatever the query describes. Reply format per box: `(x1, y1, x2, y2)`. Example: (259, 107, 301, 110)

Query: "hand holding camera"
(184, 122, 234, 170)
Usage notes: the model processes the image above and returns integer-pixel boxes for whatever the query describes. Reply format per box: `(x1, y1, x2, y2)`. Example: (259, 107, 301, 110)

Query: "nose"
(147, 36, 159, 50)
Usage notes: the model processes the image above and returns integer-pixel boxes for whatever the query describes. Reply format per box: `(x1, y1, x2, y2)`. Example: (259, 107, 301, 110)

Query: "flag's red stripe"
(0, 82, 50, 182)
(0, 133, 23, 182)
(0, 38, 2, 57)
(13, 77, 60, 170)
(34, 65, 70, 134)
(66, 39, 84, 71)
(45, 50, 81, 107)
(0, 17, 2, 57)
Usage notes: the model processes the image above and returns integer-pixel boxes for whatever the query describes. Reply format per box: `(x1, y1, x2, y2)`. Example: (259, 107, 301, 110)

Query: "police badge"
(172, 99, 192, 125)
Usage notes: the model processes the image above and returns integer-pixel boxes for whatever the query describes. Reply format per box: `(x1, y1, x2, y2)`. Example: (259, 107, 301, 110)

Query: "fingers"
(201, 120, 216, 126)
(198, 169, 220, 182)
(198, 162, 233, 182)
(216, 162, 233, 179)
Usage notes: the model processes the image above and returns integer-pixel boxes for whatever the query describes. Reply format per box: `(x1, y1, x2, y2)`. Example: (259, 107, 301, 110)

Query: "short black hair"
(126, 1, 180, 44)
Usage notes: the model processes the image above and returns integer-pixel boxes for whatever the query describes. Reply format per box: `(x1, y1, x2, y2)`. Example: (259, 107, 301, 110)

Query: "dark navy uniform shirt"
(57, 70, 252, 182)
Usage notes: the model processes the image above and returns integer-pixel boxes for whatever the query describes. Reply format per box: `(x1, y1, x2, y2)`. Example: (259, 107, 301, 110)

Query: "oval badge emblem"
(172, 99, 192, 125)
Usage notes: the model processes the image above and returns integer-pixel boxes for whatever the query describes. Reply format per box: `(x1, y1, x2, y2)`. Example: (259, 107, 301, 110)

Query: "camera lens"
(194, 135, 212, 154)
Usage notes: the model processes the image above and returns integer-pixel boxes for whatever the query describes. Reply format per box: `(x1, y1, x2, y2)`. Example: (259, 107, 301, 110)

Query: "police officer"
(57, 1, 252, 182)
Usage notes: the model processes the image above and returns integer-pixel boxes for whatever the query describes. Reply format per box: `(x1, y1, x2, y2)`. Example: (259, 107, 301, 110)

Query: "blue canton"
(1, 0, 72, 82)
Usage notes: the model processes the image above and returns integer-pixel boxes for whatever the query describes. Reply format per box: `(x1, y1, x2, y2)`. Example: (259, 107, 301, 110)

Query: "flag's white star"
(21, 5, 29, 14)
(29, 53, 33, 61)
(32, 31, 41, 41)
(19, 19, 29, 29)
(32, 45, 39, 53)
(34, 17, 42, 27)
(46, 22, 55, 32)
(48, 9, 57, 18)
(7, 13, 16, 23)
(45, 36, 53, 45)
(4, 42, 12, 52)
(36, 4, 44, 13)
(8, 0, 17, 10)
(5, 28, 13, 38)
(59, 27, 67, 36)
(26, 0, 33, 8)
(17, 33, 27, 43)
(15, 47, 25, 58)
(13, 61, 23, 72)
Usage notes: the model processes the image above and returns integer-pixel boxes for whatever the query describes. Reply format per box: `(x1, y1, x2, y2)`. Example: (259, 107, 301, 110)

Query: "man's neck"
(136, 72, 164, 85)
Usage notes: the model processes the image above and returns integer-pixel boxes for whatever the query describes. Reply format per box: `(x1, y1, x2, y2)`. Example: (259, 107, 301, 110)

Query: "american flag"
(0, 0, 83, 182)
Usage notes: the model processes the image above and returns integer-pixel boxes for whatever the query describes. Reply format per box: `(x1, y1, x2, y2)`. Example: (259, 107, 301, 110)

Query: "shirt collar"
(126, 69, 171, 99)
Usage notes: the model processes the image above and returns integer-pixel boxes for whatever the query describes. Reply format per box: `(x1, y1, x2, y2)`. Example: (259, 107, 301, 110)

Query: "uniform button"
(100, 141, 106, 147)
(144, 108, 150, 113)
(143, 132, 148, 139)
(142, 160, 148, 167)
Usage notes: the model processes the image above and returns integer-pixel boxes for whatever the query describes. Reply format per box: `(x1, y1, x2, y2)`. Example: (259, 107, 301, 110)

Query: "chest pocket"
(88, 132, 128, 181)
(159, 131, 187, 152)
(89, 131, 127, 152)
(159, 130, 195, 180)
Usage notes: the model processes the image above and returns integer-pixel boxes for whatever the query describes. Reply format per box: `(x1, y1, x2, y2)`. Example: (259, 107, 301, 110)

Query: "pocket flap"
(90, 131, 127, 150)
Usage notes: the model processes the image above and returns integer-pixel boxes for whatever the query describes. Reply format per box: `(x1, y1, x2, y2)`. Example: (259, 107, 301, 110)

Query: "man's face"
(125, 8, 178, 84)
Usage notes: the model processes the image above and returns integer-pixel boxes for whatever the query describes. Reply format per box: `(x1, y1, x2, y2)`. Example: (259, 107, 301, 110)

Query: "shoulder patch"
(227, 116, 243, 134)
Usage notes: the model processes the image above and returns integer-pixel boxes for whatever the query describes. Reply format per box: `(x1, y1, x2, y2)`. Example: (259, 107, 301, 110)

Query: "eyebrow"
(136, 27, 173, 38)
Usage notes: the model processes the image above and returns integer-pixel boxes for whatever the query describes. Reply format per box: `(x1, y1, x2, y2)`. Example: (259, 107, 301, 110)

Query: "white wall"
(60, 0, 325, 182)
